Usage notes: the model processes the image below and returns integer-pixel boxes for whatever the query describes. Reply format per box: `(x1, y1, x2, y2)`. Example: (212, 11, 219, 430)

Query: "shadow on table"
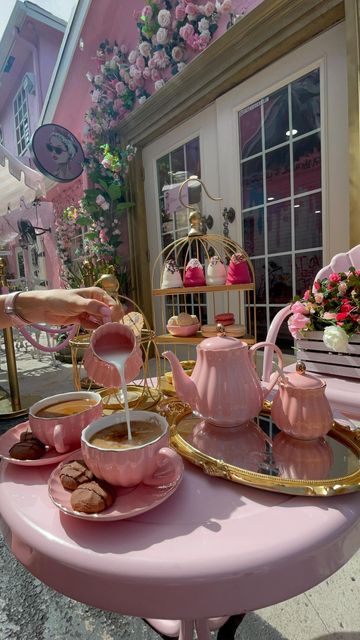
(314, 635, 360, 640)
(58, 464, 292, 554)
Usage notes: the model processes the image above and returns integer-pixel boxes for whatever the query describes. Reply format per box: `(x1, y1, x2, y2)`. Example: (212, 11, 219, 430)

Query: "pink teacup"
(83, 323, 143, 388)
(29, 391, 103, 453)
(81, 410, 183, 487)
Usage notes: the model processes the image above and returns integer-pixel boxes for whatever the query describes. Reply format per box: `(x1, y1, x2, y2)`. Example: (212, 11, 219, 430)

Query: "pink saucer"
(0, 421, 73, 467)
(48, 448, 184, 521)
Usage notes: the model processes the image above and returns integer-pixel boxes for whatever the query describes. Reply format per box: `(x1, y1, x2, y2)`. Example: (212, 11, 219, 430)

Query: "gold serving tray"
(157, 399, 360, 497)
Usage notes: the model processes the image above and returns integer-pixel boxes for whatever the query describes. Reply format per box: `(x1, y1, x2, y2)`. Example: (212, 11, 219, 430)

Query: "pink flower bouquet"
(288, 267, 360, 352)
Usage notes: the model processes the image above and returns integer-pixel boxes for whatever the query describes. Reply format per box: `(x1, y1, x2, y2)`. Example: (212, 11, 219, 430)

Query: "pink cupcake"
(226, 253, 252, 285)
(183, 258, 206, 287)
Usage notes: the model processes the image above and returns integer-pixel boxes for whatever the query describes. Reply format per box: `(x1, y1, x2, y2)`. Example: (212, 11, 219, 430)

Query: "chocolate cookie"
(59, 460, 94, 491)
(70, 480, 114, 514)
(9, 437, 46, 460)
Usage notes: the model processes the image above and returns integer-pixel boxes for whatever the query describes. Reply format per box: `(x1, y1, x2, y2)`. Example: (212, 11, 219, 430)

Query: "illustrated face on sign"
(31, 124, 84, 183)
(46, 133, 78, 179)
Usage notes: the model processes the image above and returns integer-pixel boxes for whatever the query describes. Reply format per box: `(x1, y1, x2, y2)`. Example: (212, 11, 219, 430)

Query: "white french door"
(143, 22, 348, 345)
(143, 104, 219, 335)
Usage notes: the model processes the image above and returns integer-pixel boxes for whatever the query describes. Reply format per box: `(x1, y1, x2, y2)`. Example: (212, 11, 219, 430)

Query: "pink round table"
(1, 458, 360, 640)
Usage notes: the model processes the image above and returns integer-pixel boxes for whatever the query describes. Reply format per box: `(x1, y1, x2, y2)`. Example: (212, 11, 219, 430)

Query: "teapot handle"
(248, 342, 283, 399)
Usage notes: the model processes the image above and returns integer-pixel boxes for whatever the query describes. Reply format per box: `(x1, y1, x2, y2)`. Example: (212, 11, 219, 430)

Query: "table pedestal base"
(145, 615, 245, 639)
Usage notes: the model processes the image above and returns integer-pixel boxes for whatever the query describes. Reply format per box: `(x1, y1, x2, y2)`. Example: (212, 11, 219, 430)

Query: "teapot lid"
(283, 361, 325, 389)
(199, 324, 243, 351)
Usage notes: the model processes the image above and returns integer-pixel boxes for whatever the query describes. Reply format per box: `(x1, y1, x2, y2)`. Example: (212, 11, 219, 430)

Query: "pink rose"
(179, 23, 195, 41)
(175, 6, 186, 20)
(314, 292, 324, 304)
(329, 273, 341, 283)
(151, 68, 161, 81)
(142, 5, 153, 18)
(171, 46, 183, 62)
(288, 313, 311, 338)
(338, 281, 347, 294)
(116, 81, 126, 95)
(291, 301, 309, 315)
(203, 2, 215, 16)
(303, 289, 310, 300)
(186, 6, 198, 20)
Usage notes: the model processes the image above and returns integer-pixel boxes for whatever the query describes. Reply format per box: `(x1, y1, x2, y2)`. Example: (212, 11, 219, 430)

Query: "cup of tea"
(81, 410, 183, 487)
(83, 323, 143, 388)
(29, 391, 103, 453)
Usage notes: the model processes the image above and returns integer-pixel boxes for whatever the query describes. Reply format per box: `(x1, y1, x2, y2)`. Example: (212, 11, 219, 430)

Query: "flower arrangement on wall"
(84, 1, 235, 132)
(288, 268, 360, 352)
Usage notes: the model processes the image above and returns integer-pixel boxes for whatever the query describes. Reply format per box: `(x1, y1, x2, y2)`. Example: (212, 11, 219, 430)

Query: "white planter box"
(295, 331, 360, 380)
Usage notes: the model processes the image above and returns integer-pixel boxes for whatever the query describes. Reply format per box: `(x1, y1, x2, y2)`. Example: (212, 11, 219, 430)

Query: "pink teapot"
(164, 328, 283, 427)
(271, 361, 334, 440)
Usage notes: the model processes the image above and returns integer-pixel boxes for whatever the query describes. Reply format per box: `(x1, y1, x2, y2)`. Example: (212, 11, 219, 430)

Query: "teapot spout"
(163, 350, 197, 406)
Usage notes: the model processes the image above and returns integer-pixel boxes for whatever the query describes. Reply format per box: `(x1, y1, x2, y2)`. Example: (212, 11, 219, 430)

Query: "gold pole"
(0, 257, 21, 412)
(3, 327, 21, 411)
(82, 259, 95, 287)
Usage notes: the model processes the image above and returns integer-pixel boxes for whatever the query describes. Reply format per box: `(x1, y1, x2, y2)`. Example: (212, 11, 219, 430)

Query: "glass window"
(13, 84, 30, 155)
(238, 68, 322, 350)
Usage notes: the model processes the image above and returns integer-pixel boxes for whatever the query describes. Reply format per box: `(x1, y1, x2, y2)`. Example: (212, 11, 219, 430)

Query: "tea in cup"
(81, 410, 183, 487)
(29, 391, 103, 453)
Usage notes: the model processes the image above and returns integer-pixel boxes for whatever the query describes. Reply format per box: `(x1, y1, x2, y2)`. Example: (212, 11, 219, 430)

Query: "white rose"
(323, 325, 349, 352)
(158, 9, 171, 28)
(154, 79, 165, 91)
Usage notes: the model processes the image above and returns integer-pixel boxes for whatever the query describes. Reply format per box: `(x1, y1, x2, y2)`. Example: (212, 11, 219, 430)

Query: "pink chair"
(262, 245, 360, 419)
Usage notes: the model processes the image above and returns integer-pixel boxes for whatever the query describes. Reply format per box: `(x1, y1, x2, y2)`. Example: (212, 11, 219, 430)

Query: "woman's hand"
(15, 287, 124, 329)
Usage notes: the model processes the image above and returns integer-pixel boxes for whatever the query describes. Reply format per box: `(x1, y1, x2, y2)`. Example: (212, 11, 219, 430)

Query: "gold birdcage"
(151, 176, 257, 396)
(69, 292, 162, 413)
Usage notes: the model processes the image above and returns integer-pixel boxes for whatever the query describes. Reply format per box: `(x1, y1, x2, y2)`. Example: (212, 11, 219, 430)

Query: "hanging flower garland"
(54, 205, 82, 285)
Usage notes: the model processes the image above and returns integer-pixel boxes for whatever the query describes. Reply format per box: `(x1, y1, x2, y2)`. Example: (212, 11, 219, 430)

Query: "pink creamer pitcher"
(164, 328, 283, 427)
(271, 361, 334, 440)
(83, 323, 143, 388)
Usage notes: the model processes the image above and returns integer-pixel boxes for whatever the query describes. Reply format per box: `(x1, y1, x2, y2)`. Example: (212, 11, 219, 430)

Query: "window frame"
(13, 81, 31, 156)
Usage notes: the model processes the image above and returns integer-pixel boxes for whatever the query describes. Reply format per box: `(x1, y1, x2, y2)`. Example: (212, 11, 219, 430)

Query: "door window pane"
(264, 86, 289, 149)
(239, 104, 262, 159)
(268, 255, 292, 304)
(252, 257, 266, 304)
(267, 201, 291, 254)
(241, 156, 263, 209)
(266, 146, 290, 201)
(292, 68, 320, 135)
(243, 207, 264, 256)
(294, 192, 322, 250)
(186, 138, 200, 176)
(293, 132, 321, 194)
(295, 250, 322, 296)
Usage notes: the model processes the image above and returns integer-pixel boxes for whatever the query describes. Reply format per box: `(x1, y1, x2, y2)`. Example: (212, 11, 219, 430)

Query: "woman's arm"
(0, 287, 124, 330)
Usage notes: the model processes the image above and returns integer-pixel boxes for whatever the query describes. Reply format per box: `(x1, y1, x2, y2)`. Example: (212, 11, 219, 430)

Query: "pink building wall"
(0, 20, 63, 162)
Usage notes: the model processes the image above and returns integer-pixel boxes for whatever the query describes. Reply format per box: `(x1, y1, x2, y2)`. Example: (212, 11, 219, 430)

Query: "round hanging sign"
(31, 123, 84, 183)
